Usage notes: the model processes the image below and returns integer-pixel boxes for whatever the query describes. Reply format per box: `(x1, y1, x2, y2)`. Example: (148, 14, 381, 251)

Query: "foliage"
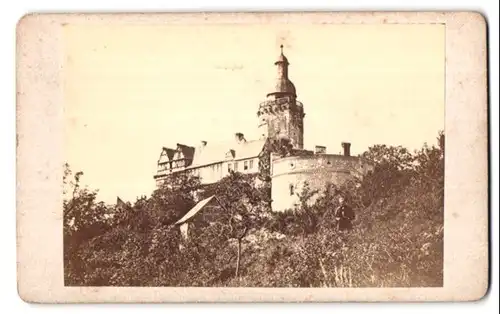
(258, 137, 295, 182)
(63, 164, 114, 285)
(64, 131, 444, 287)
(63, 169, 200, 286)
(191, 172, 272, 279)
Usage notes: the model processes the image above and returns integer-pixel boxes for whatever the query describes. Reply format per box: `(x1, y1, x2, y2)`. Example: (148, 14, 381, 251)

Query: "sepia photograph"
(62, 20, 444, 288)
(16, 12, 488, 302)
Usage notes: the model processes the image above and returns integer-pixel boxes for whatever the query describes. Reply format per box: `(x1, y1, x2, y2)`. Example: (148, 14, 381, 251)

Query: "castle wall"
(270, 154, 371, 212)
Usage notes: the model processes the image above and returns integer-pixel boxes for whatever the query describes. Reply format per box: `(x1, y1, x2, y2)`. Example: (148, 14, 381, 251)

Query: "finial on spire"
(275, 44, 289, 65)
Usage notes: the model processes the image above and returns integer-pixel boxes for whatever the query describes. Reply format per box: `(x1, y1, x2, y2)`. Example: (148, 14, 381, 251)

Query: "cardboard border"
(16, 11, 488, 303)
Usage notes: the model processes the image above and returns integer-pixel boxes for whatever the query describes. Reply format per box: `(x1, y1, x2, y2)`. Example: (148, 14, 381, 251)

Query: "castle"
(154, 46, 372, 212)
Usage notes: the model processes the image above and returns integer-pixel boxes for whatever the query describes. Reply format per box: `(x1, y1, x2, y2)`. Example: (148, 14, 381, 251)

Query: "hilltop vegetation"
(64, 132, 444, 287)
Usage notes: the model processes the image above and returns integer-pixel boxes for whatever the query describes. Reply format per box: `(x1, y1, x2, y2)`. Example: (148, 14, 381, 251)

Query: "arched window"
(289, 183, 294, 196)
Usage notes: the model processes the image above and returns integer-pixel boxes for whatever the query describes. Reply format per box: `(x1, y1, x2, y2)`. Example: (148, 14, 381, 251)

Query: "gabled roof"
(225, 149, 235, 159)
(116, 197, 131, 210)
(174, 195, 216, 225)
(176, 144, 195, 161)
(158, 147, 176, 164)
(163, 147, 176, 160)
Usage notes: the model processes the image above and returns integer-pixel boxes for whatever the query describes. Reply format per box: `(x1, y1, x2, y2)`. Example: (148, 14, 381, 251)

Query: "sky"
(63, 23, 445, 204)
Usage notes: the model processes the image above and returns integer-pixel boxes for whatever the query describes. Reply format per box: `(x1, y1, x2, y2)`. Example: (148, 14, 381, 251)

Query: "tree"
(258, 137, 295, 182)
(148, 172, 202, 226)
(63, 164, 110, 236)
(64, 165, 201, 286)
(63, 163, 113, 285)
(361, 144, 415, 170)
(413, 131, 445, 191)
(194, 172, 271, 279)
(358, 144, 416, 205)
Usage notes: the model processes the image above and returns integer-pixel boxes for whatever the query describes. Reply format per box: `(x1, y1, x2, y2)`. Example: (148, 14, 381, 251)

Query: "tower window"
(289, 184, 294, 196)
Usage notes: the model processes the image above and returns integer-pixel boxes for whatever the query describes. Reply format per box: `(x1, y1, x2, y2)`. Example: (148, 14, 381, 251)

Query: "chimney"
(314, 145, 326, 154)
(341, 142, 351, 157)
(235, 132, 246, 143)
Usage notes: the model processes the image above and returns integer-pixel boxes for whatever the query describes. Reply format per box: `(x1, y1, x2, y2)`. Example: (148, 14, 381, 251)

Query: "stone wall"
(257, 98, 305, 150)
(270, 154, 372, 212)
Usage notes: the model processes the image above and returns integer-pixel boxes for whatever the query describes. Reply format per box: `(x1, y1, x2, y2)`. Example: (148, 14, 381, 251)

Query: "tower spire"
(267, 45, 295, 98)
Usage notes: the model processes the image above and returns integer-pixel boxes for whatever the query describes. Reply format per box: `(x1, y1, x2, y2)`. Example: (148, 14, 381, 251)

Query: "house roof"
(174, 195, 216, 225)
(162, 147, 176, 160)
(176, 144, 195, 162)
(189, 139, 266, 168)
(157, 138, 266, 176)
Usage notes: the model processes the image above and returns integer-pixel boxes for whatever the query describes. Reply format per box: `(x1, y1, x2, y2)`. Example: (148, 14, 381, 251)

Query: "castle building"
(154, 46, 372, 212)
